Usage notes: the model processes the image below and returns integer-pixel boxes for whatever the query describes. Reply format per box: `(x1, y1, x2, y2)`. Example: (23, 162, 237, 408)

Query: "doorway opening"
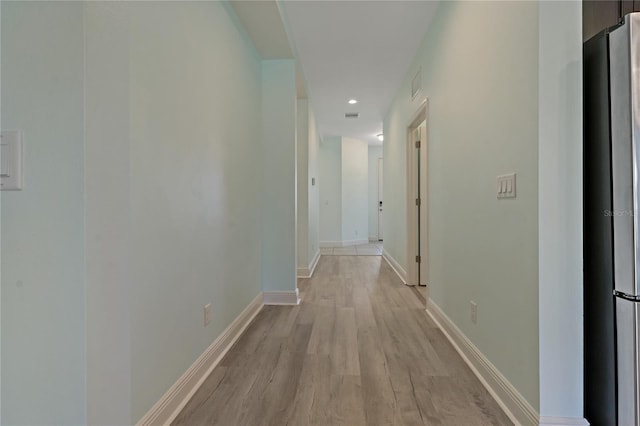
(406, 99, 428, 289)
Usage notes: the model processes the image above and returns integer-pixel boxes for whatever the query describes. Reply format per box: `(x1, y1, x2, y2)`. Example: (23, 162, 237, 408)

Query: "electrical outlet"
(204, 303, 212, 327)
(470, 301, 477, 324)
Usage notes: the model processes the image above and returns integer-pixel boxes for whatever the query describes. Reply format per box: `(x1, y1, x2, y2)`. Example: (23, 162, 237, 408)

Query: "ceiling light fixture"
(348, 99, 358, 104)
(377, 134, 384, 142)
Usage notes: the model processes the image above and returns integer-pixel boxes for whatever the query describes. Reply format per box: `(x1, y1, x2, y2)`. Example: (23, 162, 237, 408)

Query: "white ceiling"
(280, 1, 439, 145)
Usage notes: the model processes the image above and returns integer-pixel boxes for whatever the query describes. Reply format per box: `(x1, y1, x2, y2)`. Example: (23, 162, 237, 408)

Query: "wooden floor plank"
(269, 305, 300, 337)
(171, 367, 229, 425)
(331, 307, 360, 375)
(172, 255, 512, 426)
(283, 354, 331, 426)
(308, 374, 367, 426)
(357, 327, 399, 426)
(306, 305, 336, 355)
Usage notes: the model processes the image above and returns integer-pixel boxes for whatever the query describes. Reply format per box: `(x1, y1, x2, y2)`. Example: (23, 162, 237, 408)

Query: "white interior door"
(405, 99, 428, 288)
(377, 157, 383, 241)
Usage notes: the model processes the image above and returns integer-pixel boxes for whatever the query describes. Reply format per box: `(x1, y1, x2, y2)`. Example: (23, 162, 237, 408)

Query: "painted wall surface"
(0, 3, 3, 421)
(84, 3, 132, 423)
(538, 0, 583, 417)
(384, 0, 540, 409)
(297, 100, 322, 271)
(319, 136, 343, 243)
(297, 99, 309, 269)
(1, 2, 86, 423)
(368, 146, 383, 240)
(4, 2, 269, 423)
(261, 59, 297, 292)
(307, 105, 320, 261)
(127, 3, 264, 419)
(341, 138, 368, 243)
(1, 1, 298, 423)
(382, 119, 406, 266)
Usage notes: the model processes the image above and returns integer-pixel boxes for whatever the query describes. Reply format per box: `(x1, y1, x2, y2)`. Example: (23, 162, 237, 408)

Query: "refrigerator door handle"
(614, 289, 640, 302)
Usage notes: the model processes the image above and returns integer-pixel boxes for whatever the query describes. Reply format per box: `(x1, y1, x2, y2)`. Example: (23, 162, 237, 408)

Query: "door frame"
(377, 157, 383, 241)
(406, 98, 428, 287)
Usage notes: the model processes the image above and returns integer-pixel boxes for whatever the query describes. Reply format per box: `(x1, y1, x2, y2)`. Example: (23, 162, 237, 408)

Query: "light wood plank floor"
(173, 256, 512, 426)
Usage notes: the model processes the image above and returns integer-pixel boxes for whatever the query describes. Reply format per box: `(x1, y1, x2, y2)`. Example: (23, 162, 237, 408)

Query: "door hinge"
(415, 140, 421, 149)
(415, 255, 421, 263)
(415, 198, 421, 206)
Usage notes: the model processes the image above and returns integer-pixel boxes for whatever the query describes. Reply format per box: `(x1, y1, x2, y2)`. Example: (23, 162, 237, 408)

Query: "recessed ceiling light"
(377, 134, 384, 142)
(348, 99, 358, 104)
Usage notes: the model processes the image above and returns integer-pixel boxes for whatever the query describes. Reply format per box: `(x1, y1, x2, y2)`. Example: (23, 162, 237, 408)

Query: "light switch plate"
(1, 130, 23, 191)
(497, 173, 516, 199)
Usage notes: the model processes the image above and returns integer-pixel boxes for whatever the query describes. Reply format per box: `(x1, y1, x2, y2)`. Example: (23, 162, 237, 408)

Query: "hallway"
(0, 0, 586, 423)
(173, 256, 512, 426)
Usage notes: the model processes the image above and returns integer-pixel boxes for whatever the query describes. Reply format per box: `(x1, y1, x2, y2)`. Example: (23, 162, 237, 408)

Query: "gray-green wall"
(384, 0, 540, 409)
(2, 3, 86, 423)
(383, 0, 584, 418)
(2, 1, 274, 423)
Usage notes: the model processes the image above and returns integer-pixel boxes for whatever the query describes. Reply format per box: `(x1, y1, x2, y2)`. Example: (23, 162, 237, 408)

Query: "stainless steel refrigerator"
(585, 12, 640, 426)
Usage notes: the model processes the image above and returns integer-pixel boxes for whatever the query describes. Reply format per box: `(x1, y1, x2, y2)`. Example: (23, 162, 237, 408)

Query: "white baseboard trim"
(320, 239, 369, 248)
(382, 249, 407, 284)
(342, 238, 369, 246)
(308, 249, 320, 277)
(136, 292, 264, 426)
(297, 249, 321, 278)
(263, 288, 300, 305)
(426, 299, 538, 426)
(539, 417, 589, 426)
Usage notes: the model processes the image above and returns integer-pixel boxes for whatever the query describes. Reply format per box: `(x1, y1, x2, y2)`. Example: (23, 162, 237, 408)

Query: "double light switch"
(497, 173, 516, 199)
